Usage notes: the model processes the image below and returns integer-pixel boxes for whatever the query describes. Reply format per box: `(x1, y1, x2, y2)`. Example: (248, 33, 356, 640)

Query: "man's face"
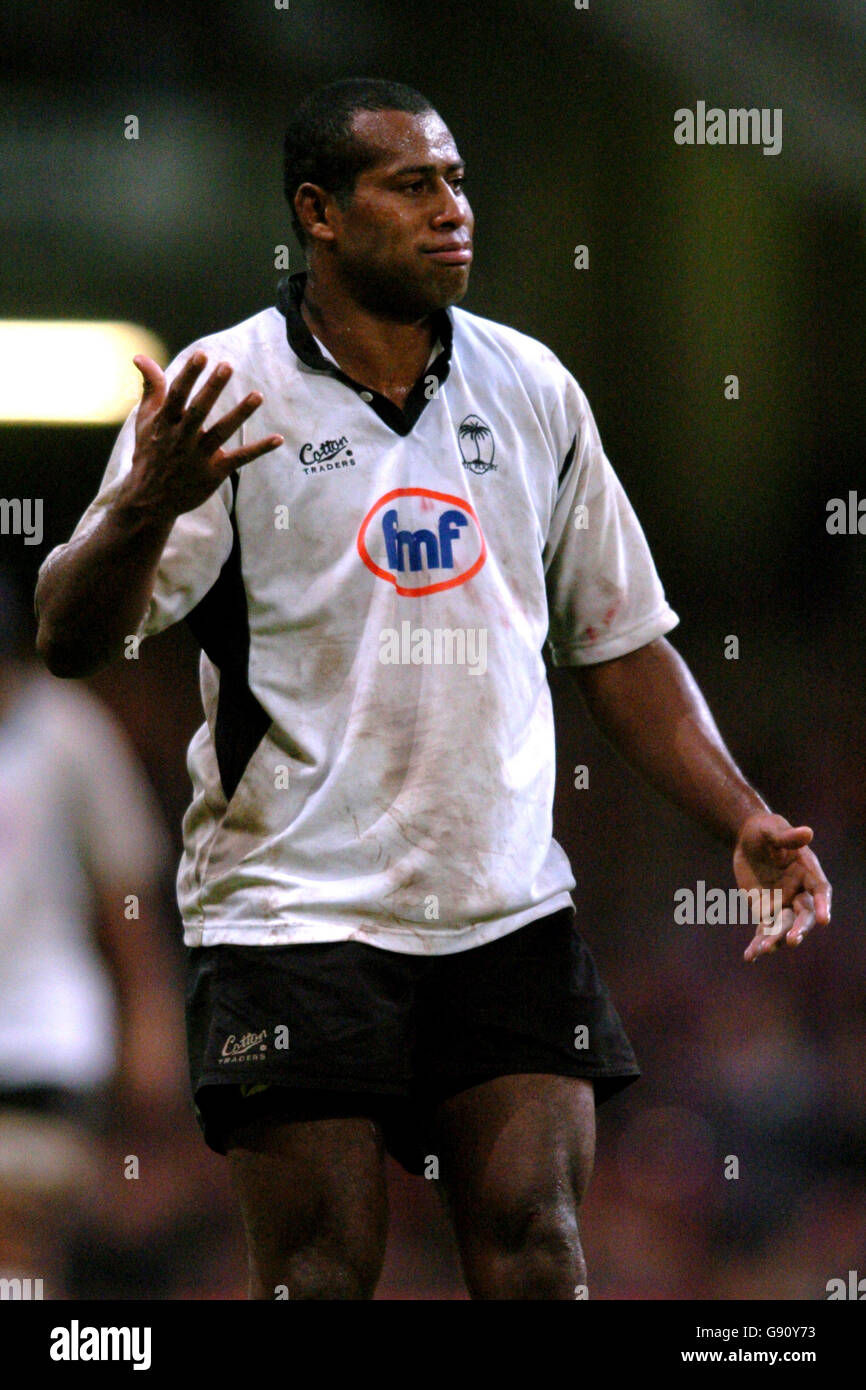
(322, 108, 474, 321)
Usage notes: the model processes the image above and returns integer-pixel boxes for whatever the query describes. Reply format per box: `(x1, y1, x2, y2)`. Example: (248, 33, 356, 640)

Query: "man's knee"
(227, 1114, 388, 1300)
(491, 1191, 579, 1255)
(254, 1242, 382, 1300)
(241, 1183, 388, 1299)
(462, 1189, 587, 1298)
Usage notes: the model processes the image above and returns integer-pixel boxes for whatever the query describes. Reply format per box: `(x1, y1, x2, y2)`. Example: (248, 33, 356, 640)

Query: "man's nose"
(431, 181, 468, 227)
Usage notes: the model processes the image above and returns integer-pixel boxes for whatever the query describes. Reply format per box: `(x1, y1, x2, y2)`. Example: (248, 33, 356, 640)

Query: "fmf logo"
(357, 488, 486, 596)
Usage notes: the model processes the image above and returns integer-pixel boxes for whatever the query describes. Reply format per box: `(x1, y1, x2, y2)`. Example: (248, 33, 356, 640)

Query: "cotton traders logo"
(357, 488, 486, 597)
(299, 434, 355, 475)
(458, 415, 496, 474)
(219, 1029, 268, 1063)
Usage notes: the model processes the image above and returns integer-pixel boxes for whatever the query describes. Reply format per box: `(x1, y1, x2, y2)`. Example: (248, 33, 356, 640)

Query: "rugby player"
(35, 79, 831, 1300)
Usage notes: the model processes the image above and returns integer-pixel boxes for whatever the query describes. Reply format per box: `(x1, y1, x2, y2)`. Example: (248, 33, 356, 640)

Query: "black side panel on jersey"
(185, 477, 271, 802)
(557, 435, 577, 490)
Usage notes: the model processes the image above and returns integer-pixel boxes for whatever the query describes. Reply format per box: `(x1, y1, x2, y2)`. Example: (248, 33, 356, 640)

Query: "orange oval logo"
(357, 488, 486, 597)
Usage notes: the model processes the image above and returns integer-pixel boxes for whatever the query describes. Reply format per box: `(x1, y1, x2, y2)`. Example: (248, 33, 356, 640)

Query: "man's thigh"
(185, 939, 419, 1298)
(226, 1111, 389, 1300)
(432, 1073, 596, 1298)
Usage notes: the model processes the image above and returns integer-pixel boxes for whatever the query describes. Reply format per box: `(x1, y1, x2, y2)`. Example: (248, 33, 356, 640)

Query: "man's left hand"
(734, 812, 832, 963)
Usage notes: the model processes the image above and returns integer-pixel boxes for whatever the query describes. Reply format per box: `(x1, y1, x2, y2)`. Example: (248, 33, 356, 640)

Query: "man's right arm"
(35, 490, 175, 678)
(36, 351, 284, 678)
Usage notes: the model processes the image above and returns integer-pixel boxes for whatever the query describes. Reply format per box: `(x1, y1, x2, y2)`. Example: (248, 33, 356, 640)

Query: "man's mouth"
(422, 244, 473, 265)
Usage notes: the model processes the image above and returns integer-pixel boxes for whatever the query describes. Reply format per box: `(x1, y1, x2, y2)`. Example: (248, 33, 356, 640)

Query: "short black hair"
(283, 78, 436, 249)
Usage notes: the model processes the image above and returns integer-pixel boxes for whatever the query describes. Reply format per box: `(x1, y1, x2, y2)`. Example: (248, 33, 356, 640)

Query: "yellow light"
(0, 321, 168, 424)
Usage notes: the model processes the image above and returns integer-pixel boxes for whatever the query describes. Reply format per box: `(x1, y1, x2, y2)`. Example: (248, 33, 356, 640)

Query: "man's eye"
(404, 181, 425, 194)
(451, 178, 465, 192)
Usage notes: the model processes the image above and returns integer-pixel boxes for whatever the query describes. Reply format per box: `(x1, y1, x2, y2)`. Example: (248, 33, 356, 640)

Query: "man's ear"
(294, 183, 339, 245)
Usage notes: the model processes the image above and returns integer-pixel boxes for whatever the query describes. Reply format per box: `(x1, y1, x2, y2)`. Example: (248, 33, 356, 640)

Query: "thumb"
(771, 824, 814, 849)
(755, 823, 814, 867)
(132, 354, 165, 406)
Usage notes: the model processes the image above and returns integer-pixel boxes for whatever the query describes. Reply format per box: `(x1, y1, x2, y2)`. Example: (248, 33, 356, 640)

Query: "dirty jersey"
(42, 273, 679, 952)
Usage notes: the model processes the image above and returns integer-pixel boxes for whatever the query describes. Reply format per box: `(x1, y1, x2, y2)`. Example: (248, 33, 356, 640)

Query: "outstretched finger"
(161, 351, 209, 421)
(797, 846, 832, 925)
(784, 894, 816, 947)
(218, 434, 284, 475)
(199, 391, 265, 453)
(744, 906, 795, 962)
(180, 361, 234, 435)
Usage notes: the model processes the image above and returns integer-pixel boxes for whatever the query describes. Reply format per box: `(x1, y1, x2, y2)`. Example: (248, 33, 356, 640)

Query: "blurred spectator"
(0, 571, 184, 1298)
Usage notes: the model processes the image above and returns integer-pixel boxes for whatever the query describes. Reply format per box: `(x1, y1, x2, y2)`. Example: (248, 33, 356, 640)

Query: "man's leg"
(434, 1073, 596, 1300)
(226, 1113, 389, 1300)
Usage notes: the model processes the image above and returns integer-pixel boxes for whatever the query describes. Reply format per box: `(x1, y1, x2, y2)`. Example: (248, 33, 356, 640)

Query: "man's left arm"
(571, 635, 832, 961)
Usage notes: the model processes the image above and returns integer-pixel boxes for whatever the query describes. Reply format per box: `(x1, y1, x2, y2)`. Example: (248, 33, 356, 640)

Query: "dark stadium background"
(2, 0, 864, 1298)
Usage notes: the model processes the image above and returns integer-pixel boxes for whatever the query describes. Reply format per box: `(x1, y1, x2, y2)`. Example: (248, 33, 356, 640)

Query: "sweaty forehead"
(350, 108, 460, 173)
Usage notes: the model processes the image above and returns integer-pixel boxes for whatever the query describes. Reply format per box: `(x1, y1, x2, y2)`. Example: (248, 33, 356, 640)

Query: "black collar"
(276, 271, 453, 437)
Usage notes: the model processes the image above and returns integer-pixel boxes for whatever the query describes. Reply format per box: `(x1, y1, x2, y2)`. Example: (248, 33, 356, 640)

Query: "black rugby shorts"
(185, 905, 640, 1175)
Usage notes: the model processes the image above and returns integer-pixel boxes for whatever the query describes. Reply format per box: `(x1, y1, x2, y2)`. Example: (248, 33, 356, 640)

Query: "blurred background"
(1, 0, 864, 1298)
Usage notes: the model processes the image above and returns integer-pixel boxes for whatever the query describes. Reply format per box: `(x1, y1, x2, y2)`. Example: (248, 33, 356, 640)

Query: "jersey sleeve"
(37, 343, 235, 640)
(543, 373, 679, 666)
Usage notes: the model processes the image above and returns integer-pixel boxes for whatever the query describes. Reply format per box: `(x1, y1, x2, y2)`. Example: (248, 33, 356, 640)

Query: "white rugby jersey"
(0, 675, 166, 1088)
(43, 272, 679, 953)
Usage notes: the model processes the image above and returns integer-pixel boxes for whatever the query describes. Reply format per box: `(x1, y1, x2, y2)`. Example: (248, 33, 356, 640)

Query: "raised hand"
(128, 352, 284, 520)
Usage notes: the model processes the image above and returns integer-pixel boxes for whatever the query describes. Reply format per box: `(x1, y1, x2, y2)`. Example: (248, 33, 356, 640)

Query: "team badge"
(458, 414, 496, 474)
